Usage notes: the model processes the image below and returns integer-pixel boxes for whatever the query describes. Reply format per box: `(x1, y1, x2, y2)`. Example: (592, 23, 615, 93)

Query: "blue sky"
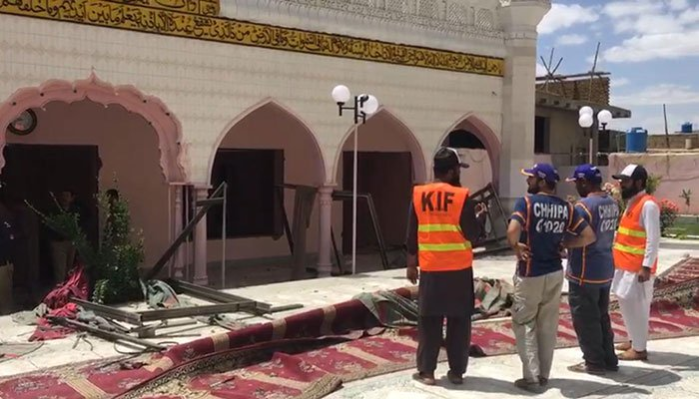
(536, 0, 699, 134)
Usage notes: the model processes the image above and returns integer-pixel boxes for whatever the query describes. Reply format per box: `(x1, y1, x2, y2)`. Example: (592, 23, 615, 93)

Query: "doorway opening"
(0, 144, 99, 302)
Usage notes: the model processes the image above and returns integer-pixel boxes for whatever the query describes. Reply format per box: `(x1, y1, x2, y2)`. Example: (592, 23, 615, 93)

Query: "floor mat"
(1, 258, 699, 399)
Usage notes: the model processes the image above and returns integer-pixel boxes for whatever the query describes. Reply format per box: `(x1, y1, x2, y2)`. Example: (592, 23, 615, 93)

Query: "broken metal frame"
(468, 183, 510, 249)
(166, 279, 304, 314)
(48, 317, 166, 351)
(144, 182, 226, 281)
(72, 278, 305, 329)
(331, 190, 390, 272)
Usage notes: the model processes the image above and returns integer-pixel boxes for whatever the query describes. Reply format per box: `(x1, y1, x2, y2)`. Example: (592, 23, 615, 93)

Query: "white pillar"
(498, 1, 550, 211)
(317, 185, 335, 277)
(193, 186, 209, 286)
(173, 184, 185, 279)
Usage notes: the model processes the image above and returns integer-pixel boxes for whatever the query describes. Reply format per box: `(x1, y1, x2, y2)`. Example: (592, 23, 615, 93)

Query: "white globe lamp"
(578, 113, 593, 129)
(598, 109, 613, 126)
(579, 106, 593, 117)
(331, 85, 351, 104)
(360, 94, 379, 115)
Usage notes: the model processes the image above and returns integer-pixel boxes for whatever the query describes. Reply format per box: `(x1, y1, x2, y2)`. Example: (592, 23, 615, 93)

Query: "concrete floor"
(0, 246, 698, 399)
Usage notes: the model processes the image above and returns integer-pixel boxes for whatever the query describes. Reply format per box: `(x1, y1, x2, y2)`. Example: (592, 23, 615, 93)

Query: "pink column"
(173, 184, 185, 279)
(193, 186, 209, 286)
(317, 185, 335, 277)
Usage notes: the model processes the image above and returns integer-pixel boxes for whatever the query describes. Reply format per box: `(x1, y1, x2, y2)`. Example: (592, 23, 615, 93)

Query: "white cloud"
(538, 4, 599, 35)
(612, 84, 699, 107)
(679, 7, 699, 24)
(603, 30, 699, 63)
(600, 0, 699, 62)
(667, 0, 690, 11)
(603, 1, 664, 18)
(536, 63, 548, 77)
(611, 78, 630, 88)
(556, 34, 588, 46)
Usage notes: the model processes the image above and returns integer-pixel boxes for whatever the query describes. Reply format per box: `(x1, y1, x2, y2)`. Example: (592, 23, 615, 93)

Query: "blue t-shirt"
(567, 194, 619, 287)
(511, 194, 588, 277)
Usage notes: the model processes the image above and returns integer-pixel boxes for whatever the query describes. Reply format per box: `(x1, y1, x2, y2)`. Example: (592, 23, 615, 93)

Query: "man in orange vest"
(406, 147, 486, 386)
(611, 164, 660, 361)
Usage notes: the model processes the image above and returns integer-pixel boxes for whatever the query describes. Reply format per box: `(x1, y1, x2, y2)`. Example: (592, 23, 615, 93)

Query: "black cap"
(612, 164, 648, 182)
(434, 147, 470, 170)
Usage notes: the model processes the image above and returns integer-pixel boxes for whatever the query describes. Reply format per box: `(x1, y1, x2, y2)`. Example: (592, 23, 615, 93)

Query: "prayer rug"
(1, 258, 699, 399)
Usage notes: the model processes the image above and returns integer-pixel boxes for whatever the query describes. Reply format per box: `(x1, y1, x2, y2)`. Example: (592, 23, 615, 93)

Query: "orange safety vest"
(613, 194, 658, 274)
(412, 182, 473, 272)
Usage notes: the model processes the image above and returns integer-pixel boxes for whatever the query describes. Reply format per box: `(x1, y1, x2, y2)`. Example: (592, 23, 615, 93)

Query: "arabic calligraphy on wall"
(104, 0, 219, 17)
(0, 0, 505, 77)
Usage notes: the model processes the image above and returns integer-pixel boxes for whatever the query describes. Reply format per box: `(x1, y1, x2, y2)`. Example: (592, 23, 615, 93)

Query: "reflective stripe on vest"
(412, 182, 473, 272)
(613, 194, 658, 274)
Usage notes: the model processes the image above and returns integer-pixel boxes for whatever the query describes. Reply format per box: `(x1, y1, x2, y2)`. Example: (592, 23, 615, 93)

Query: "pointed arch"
(331, 106, 428, 184)
(206, 97, 326, 185)
(438, 113, 501, 191)
(0, 73, 187, 182)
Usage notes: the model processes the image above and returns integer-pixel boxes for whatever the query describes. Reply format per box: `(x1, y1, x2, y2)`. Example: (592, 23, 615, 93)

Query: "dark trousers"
(568, 282, 618, 369)
(417, 316, 472, 375)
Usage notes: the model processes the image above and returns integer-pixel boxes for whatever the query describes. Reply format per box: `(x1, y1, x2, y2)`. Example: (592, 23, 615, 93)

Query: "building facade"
(0, 0, 550, 286)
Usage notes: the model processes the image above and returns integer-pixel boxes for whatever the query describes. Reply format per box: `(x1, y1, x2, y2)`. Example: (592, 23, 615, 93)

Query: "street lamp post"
(331, 85, 379, 275)
(578, 106, 613, 165)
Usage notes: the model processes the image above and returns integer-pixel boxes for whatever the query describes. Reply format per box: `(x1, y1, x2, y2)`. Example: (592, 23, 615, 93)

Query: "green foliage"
(645, 174, 661, 195)
(28, 185, 145, 304)
(90, 191, 144, 304)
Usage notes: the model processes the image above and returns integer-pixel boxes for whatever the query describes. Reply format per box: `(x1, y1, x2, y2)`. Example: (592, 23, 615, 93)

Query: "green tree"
(29, 186, 145, 304)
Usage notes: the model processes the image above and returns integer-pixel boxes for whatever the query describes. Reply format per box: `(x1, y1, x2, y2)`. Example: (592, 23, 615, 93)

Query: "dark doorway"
(342, 151, 413, 253)
(207, 148, 285, 239)
(0, 144, 100, 290)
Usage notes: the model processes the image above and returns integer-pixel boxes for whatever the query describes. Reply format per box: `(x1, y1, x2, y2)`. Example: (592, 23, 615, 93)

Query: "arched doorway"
(206, 98, 325, 285)
(439, 114, 500, 192)
(332, 108, 427, 272)
(0, 74, 185, 301)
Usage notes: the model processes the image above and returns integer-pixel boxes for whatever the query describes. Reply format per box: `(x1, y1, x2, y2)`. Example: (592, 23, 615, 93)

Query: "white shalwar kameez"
(611, 190, 661, 352)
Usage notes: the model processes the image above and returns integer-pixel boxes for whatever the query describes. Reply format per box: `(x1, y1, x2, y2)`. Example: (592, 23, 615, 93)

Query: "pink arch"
(0, 73, 187, 182)
(331, 106, 428, 184)
(439, 113, 501, 191)
(207, 98, 326, 185)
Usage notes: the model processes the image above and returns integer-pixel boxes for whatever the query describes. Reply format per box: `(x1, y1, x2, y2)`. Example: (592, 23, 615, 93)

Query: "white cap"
(612, 164, 648, 181)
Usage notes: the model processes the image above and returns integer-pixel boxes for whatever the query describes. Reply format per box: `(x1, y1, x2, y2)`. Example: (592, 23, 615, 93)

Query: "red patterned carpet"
(2, 258, 699, 399)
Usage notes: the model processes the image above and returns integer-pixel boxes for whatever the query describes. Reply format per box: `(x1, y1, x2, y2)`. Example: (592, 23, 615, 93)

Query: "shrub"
(28, 185, 145, 304)
(659, 199, 680, 237)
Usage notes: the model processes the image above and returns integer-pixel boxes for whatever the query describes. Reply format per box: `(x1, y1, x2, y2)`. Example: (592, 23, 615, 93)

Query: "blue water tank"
(682, 122, 693, 133)
(626, 127, 648, 153)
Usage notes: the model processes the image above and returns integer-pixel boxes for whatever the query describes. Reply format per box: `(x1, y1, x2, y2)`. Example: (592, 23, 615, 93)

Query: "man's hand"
(513, 243, 531, 262)
(559, 243, 567, 259)
(638, 267, 651, 283)
(407, 266, 419, 285)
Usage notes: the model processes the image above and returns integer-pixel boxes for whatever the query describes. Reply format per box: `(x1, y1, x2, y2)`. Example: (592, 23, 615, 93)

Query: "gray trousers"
(512, 270, 564, 382)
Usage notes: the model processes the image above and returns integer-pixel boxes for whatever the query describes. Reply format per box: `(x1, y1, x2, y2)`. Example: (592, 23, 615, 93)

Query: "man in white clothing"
(611, 164, 660, 361)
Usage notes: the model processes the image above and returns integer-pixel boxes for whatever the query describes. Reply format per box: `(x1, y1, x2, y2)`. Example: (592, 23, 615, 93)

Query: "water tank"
(681, 122, 693, 133)
(625, 127, 648, 153)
